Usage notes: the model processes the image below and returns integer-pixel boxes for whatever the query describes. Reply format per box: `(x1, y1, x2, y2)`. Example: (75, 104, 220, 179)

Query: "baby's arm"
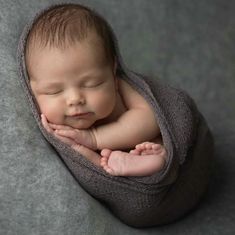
(93, 79, 160, 150)
(46, 80, 160, 151)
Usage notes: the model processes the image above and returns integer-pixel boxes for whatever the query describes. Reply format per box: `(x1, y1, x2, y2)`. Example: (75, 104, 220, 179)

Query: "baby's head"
(26, 3, 117, 70)
(25, 4, 118, 129)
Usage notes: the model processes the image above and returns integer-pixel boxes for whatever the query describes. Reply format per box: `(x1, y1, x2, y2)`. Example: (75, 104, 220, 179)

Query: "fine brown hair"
(26, 3, 116, 66)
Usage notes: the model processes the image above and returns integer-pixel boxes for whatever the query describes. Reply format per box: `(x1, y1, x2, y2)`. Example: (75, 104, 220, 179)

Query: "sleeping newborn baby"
(25, 4, 167, 177)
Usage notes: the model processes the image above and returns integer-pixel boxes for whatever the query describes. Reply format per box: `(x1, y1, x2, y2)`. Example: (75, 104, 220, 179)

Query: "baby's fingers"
(49, 123, 73, 130)
(41, 114, 54, 134)
(55, 129, 77, 139)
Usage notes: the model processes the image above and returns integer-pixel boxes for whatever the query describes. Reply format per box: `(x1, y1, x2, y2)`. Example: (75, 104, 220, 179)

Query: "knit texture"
(17, 4, 213, 227)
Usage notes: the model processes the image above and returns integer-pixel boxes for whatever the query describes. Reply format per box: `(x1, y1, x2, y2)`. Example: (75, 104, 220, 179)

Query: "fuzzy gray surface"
(1, 0, 235, 234)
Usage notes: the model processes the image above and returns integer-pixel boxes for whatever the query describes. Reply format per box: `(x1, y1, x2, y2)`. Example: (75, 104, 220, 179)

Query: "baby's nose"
(67, 89, 85, 106)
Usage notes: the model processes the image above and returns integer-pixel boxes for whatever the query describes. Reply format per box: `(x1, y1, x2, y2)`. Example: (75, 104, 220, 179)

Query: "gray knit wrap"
(17, 3, 214, 227)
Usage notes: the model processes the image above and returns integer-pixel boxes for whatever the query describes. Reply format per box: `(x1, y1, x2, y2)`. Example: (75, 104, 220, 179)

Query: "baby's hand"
(53, 126, 97, 150)
(41, 114, 97, 150)
(41, 114, 79, 146)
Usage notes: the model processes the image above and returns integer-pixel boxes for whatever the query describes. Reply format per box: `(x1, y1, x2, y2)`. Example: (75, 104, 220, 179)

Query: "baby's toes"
(135, 142, 149, 151)
(152, 143, 162, 151)
(145, 142, 155, 150)
(101, 148, 112, 158)
(100, 156, 108, 167)
(141, 142, 157, 150)
(129, 149, 140, 155)
(100, 155, 117, 176)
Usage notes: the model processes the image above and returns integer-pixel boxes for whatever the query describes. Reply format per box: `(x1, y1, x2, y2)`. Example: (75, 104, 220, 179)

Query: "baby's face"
(27, 36, 117, 129)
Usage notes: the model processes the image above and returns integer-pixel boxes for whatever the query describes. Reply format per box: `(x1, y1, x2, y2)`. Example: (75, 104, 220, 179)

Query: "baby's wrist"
(90, 128, 98, 150)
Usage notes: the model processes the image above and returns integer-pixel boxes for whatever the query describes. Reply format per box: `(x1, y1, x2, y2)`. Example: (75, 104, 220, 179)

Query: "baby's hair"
(26, 3, 116, 66)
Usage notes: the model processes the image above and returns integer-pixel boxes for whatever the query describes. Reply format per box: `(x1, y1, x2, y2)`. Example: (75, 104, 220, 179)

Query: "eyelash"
(45, 90, 62, 95)
(43, 81, 104, 94)
(83, 81, 104, 88)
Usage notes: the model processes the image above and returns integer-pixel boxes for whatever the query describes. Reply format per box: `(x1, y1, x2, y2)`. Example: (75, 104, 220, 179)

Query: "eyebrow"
(40, 82, 63, 88)
(31, 81, 62, 90)
(30, 69, 106, 87)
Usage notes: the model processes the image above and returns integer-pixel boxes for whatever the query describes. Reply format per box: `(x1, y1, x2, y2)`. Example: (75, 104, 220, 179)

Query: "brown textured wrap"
(17, 3, 213, 227)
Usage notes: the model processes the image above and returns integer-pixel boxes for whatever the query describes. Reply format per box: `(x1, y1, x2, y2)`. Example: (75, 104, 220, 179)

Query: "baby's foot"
(134, 142, 163, 155)
(100, 149, 128, 176)
(100, 142, 167, 177)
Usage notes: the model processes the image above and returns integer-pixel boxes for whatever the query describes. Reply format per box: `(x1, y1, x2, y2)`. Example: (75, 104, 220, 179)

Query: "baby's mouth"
(67, 112, 93, 119)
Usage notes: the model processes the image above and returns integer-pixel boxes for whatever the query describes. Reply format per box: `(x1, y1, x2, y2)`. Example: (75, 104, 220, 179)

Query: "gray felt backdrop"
(1, 0, 235, 234)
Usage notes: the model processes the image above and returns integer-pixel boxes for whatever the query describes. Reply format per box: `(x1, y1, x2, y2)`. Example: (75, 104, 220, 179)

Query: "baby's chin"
(65, 120, 95, 130)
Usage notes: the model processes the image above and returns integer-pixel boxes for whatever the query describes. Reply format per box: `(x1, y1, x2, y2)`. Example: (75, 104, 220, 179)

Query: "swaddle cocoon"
(17, 4, 213, 227)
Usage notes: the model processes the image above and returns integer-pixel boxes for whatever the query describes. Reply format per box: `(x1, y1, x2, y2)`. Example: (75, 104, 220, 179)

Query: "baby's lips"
(68, 112, 93, 118)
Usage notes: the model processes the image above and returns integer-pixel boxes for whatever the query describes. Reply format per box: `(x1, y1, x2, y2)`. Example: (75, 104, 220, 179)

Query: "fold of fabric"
(17, 4, 214, 227)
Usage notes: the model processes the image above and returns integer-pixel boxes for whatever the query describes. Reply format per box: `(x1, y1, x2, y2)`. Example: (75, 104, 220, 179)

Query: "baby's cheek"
(45, 110, 62, 124)
(38, 99, 64, 124)
(94, 93, 116, 118)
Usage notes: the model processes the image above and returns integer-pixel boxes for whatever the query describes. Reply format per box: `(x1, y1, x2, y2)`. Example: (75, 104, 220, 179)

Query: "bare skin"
(100, 142, 166, 176)
(29, 33, 166, 177)
(41, 114, 100, 166)
(42, 114, 167, 176)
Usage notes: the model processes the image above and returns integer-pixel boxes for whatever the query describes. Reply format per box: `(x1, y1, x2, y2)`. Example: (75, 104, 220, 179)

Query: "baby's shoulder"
(117, 78, 153, 110)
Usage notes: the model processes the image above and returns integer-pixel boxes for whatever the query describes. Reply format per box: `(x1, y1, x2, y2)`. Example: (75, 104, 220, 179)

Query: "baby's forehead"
(28, 29, 105, 54)
(26, 36, 111, 77)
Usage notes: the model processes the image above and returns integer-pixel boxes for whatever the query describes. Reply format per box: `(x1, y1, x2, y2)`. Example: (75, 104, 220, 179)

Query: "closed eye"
(83, 81, 104, 88)
(44, 90, 62, 95)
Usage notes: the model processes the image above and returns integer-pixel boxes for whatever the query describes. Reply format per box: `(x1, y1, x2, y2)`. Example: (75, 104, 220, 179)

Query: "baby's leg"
(100, 142, 166, 176)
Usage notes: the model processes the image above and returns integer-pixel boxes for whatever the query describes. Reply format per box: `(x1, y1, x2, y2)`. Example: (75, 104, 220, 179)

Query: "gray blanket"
(17, 3, 214, 228)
